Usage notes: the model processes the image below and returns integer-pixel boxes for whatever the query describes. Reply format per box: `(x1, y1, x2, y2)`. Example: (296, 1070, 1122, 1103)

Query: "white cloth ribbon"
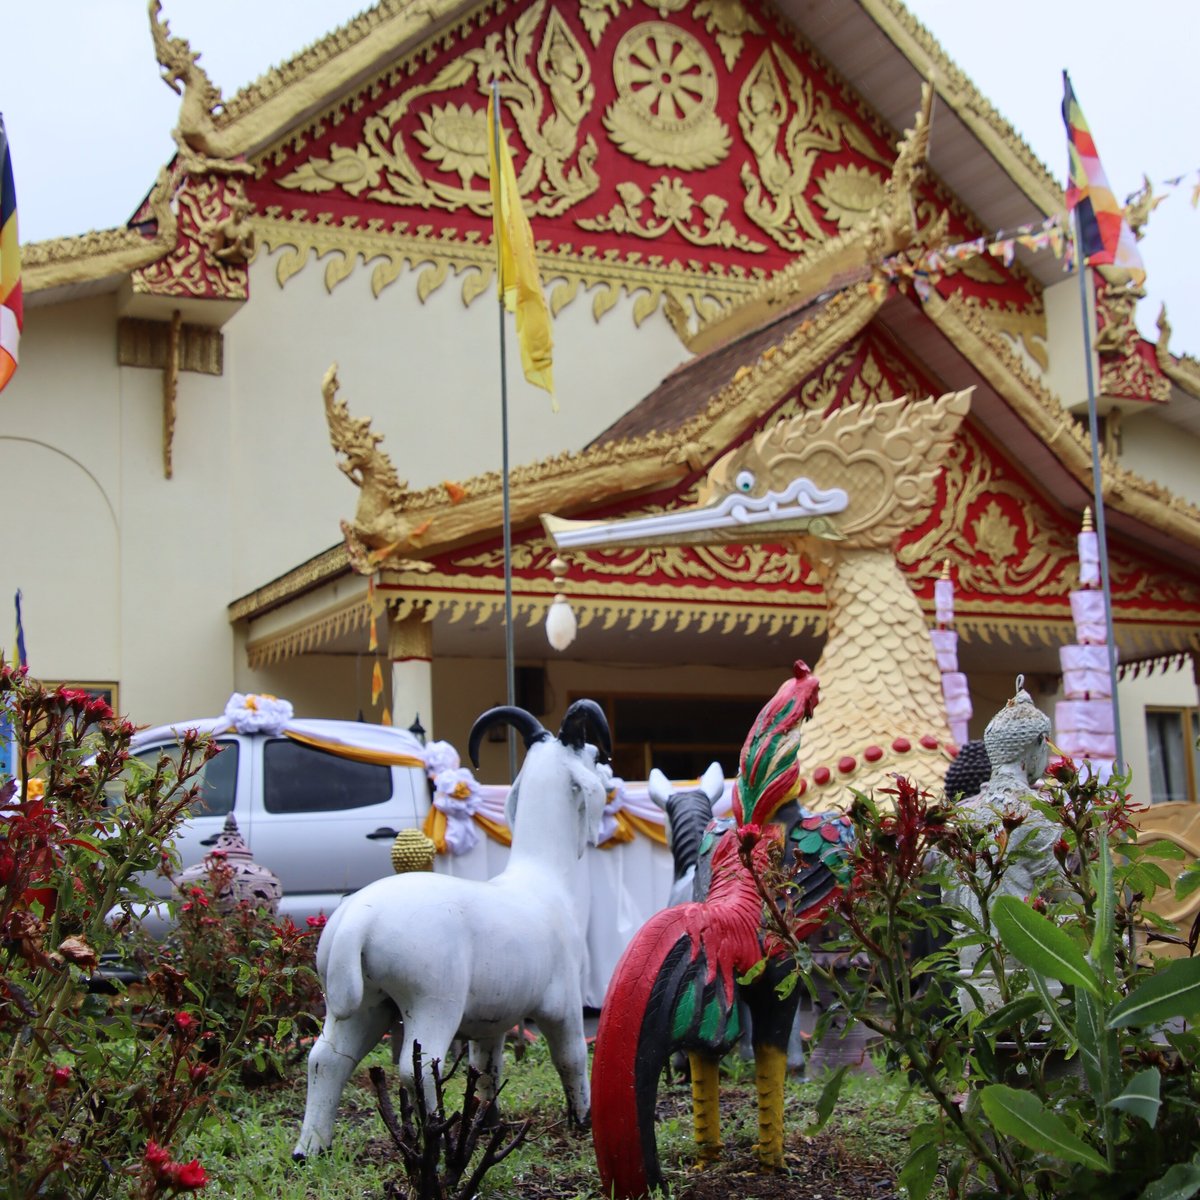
(432, 767, 483, 855)
(422, 739, 461, 777)
(222, 693, 294, 736)
(597, 772, 626, 846)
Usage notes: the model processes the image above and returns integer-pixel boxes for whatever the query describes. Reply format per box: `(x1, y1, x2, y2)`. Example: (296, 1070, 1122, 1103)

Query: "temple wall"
(1119, 410, 1200, 509)
(226, 252, 691, 596)
(0, 296, 125, 694)
(0, 293, 238, 720)
(1041, 275, 1092, 410)
(1119, 663, 1198, 803)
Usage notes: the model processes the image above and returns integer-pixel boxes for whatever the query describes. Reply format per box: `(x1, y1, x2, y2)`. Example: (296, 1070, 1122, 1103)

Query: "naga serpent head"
(542, 389, 971, 552)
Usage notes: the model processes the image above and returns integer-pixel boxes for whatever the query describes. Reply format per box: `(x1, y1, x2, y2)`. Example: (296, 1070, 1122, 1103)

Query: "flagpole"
(1072, 210, 1124, 771)
(492, 80, 518, 784)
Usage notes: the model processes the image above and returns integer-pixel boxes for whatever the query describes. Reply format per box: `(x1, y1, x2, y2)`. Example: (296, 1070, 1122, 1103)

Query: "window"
(1145, 707, 1200, 804)
(577, 692, 765, 781)
(262, 738, 392, 814)
(116, 739, 238, 817)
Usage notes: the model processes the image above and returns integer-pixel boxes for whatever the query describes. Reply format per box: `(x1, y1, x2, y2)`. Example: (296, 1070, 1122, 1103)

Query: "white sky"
(4, 0, 1196, 350)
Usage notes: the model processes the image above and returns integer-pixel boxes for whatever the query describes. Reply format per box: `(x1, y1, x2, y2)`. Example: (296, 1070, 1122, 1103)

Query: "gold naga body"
(544, 387, 973, 803)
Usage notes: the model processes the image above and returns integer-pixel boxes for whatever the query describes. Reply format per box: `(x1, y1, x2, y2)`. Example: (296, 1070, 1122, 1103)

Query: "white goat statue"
(293, 700, 611, 1159)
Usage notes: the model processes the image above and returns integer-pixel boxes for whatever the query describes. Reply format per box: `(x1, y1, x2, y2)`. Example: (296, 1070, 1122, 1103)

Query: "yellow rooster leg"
(687, 1052, 723, 1162)
(754, 1042, 788, 1170)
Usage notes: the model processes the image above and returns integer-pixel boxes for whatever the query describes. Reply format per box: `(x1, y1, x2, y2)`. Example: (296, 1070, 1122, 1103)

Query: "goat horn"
(468, 706, 550, 768)
(557, 699, 611, 759)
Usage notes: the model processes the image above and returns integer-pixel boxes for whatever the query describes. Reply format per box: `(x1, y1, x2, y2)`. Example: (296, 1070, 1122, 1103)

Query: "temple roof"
(25, 0, 1065, 296)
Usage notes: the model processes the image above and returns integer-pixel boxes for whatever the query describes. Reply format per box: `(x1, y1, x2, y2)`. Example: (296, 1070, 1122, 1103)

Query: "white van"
(125, 715, 431, 929)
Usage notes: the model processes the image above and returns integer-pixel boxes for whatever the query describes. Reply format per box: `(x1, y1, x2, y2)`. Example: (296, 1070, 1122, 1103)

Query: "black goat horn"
(557, 699, 611, 758)
(468, 706, 550, 768)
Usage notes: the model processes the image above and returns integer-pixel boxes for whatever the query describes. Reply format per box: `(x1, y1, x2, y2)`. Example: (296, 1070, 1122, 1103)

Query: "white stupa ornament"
(545, 554, 577, 652)
(1054, 508, 1117, 778)
(929, 559, 971, 748)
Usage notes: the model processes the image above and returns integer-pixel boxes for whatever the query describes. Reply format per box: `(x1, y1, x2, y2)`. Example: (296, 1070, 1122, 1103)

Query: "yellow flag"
(371, 660, 384, 706)
(487, 94, 555, 404)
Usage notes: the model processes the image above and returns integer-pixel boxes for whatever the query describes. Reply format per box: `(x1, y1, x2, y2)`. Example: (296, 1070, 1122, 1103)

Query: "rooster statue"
(590, 661, 853, 1197)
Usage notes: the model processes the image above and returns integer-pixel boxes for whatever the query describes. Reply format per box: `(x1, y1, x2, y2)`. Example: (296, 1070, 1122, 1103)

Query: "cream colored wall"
(232, 636, 369, 720)
(0, 296, 123, 685)
(1041, 274, 1092, 411)
(2, 254, 688, 729)
(0, 293, 237, 725)
(225, 252, 691, 595)
(1118, 663, 1198, 805)
(1119, 410, 1200, 509)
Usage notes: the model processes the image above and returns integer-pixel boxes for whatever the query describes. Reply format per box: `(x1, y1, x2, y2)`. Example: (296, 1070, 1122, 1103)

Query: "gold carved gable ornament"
(369, 326, 1200, 649)
(242, 0, 1043, 351)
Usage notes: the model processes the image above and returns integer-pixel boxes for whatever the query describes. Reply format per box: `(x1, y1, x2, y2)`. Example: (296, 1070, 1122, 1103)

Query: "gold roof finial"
(940, 558, 951, 581)
(1081, 506, 1094, 533)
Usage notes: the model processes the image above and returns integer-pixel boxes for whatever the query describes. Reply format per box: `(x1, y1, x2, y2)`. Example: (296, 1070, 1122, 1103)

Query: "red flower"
(144, 1141, 172, 1173)
(168, 1159, 208, 1191)
(1047, 757, 1076, 783)
(189, 1063, 211, 1083)
(305, 914, 327, 930)
(175, 1011, 197, 1032)
(49, 1065, 72, 1089)
(1029, 896, 1048, 914)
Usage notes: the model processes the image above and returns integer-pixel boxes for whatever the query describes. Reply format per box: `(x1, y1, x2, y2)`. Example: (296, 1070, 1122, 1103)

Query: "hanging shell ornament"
(391, 827, 437, 873)
(545, 555, 577, 651)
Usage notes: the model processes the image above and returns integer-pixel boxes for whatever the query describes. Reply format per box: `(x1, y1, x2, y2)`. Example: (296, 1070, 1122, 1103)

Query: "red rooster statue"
(591, 661, 854, 1197)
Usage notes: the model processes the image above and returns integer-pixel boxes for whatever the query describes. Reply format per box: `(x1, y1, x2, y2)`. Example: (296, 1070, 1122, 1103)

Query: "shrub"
(0, 665, 228, 1197)
(745, 765, 1200, 1200)
(142, 855, 324, 1087)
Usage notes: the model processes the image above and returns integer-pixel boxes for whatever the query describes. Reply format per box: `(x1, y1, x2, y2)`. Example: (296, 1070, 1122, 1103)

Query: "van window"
(119, 739, 239, 817)
(262, 738, 393, 814)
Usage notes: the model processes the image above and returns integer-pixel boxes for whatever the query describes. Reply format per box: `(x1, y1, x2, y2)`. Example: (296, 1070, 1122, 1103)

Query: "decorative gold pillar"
(387, 606, 433, 739)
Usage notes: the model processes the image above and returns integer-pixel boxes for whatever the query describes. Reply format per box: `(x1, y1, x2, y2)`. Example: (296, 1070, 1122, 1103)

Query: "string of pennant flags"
(870, 166, 1198, 303)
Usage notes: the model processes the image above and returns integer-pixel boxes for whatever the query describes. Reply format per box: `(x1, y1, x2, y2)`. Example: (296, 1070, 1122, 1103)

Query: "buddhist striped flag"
(1062, 73, 1145, 285)
(0, 116, 21, 393)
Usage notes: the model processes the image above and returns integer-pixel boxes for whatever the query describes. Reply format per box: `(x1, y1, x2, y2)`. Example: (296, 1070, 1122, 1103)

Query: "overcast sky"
(5, 0, 1196, 350)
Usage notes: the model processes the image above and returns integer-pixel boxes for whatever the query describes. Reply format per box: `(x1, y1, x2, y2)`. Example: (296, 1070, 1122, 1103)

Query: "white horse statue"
(293, 700, 611, 1158)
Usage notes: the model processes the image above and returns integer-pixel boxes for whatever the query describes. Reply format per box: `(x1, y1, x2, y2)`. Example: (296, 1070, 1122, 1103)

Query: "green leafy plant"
(744, 761, 1200, 1200)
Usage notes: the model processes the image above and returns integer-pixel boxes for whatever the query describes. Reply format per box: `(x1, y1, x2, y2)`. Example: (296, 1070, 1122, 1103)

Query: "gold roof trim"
(1156, 306, 1200, 400)
(245, 592, 371, 668)
(859, 0, 1062, 216)
(252, 213, 765, 334)
(228, 542, 350, 622)
(23, 169, 178, 295)
(193, 0, 472, 157)
(330, 283, 883, 571)
(925, 290, 1200, 552)
(384, 588, 827, 642)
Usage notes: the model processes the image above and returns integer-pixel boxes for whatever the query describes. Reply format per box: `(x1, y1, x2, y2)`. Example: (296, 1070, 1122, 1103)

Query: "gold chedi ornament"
(390, 827, 436, 874)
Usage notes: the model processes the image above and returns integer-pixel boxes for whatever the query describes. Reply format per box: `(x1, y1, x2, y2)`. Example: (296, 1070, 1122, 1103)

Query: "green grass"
(174, 1037, 941, 1199)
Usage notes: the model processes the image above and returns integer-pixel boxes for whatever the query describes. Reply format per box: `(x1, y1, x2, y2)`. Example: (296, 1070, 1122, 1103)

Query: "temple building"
(7, 0, 1200, 845)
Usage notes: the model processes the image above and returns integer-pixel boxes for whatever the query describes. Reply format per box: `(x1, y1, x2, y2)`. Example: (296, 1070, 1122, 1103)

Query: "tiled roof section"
(591, 296, 831, 448)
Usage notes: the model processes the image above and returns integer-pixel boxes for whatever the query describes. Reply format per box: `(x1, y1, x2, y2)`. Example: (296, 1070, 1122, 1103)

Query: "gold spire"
(1081, 506, 1094, 533)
